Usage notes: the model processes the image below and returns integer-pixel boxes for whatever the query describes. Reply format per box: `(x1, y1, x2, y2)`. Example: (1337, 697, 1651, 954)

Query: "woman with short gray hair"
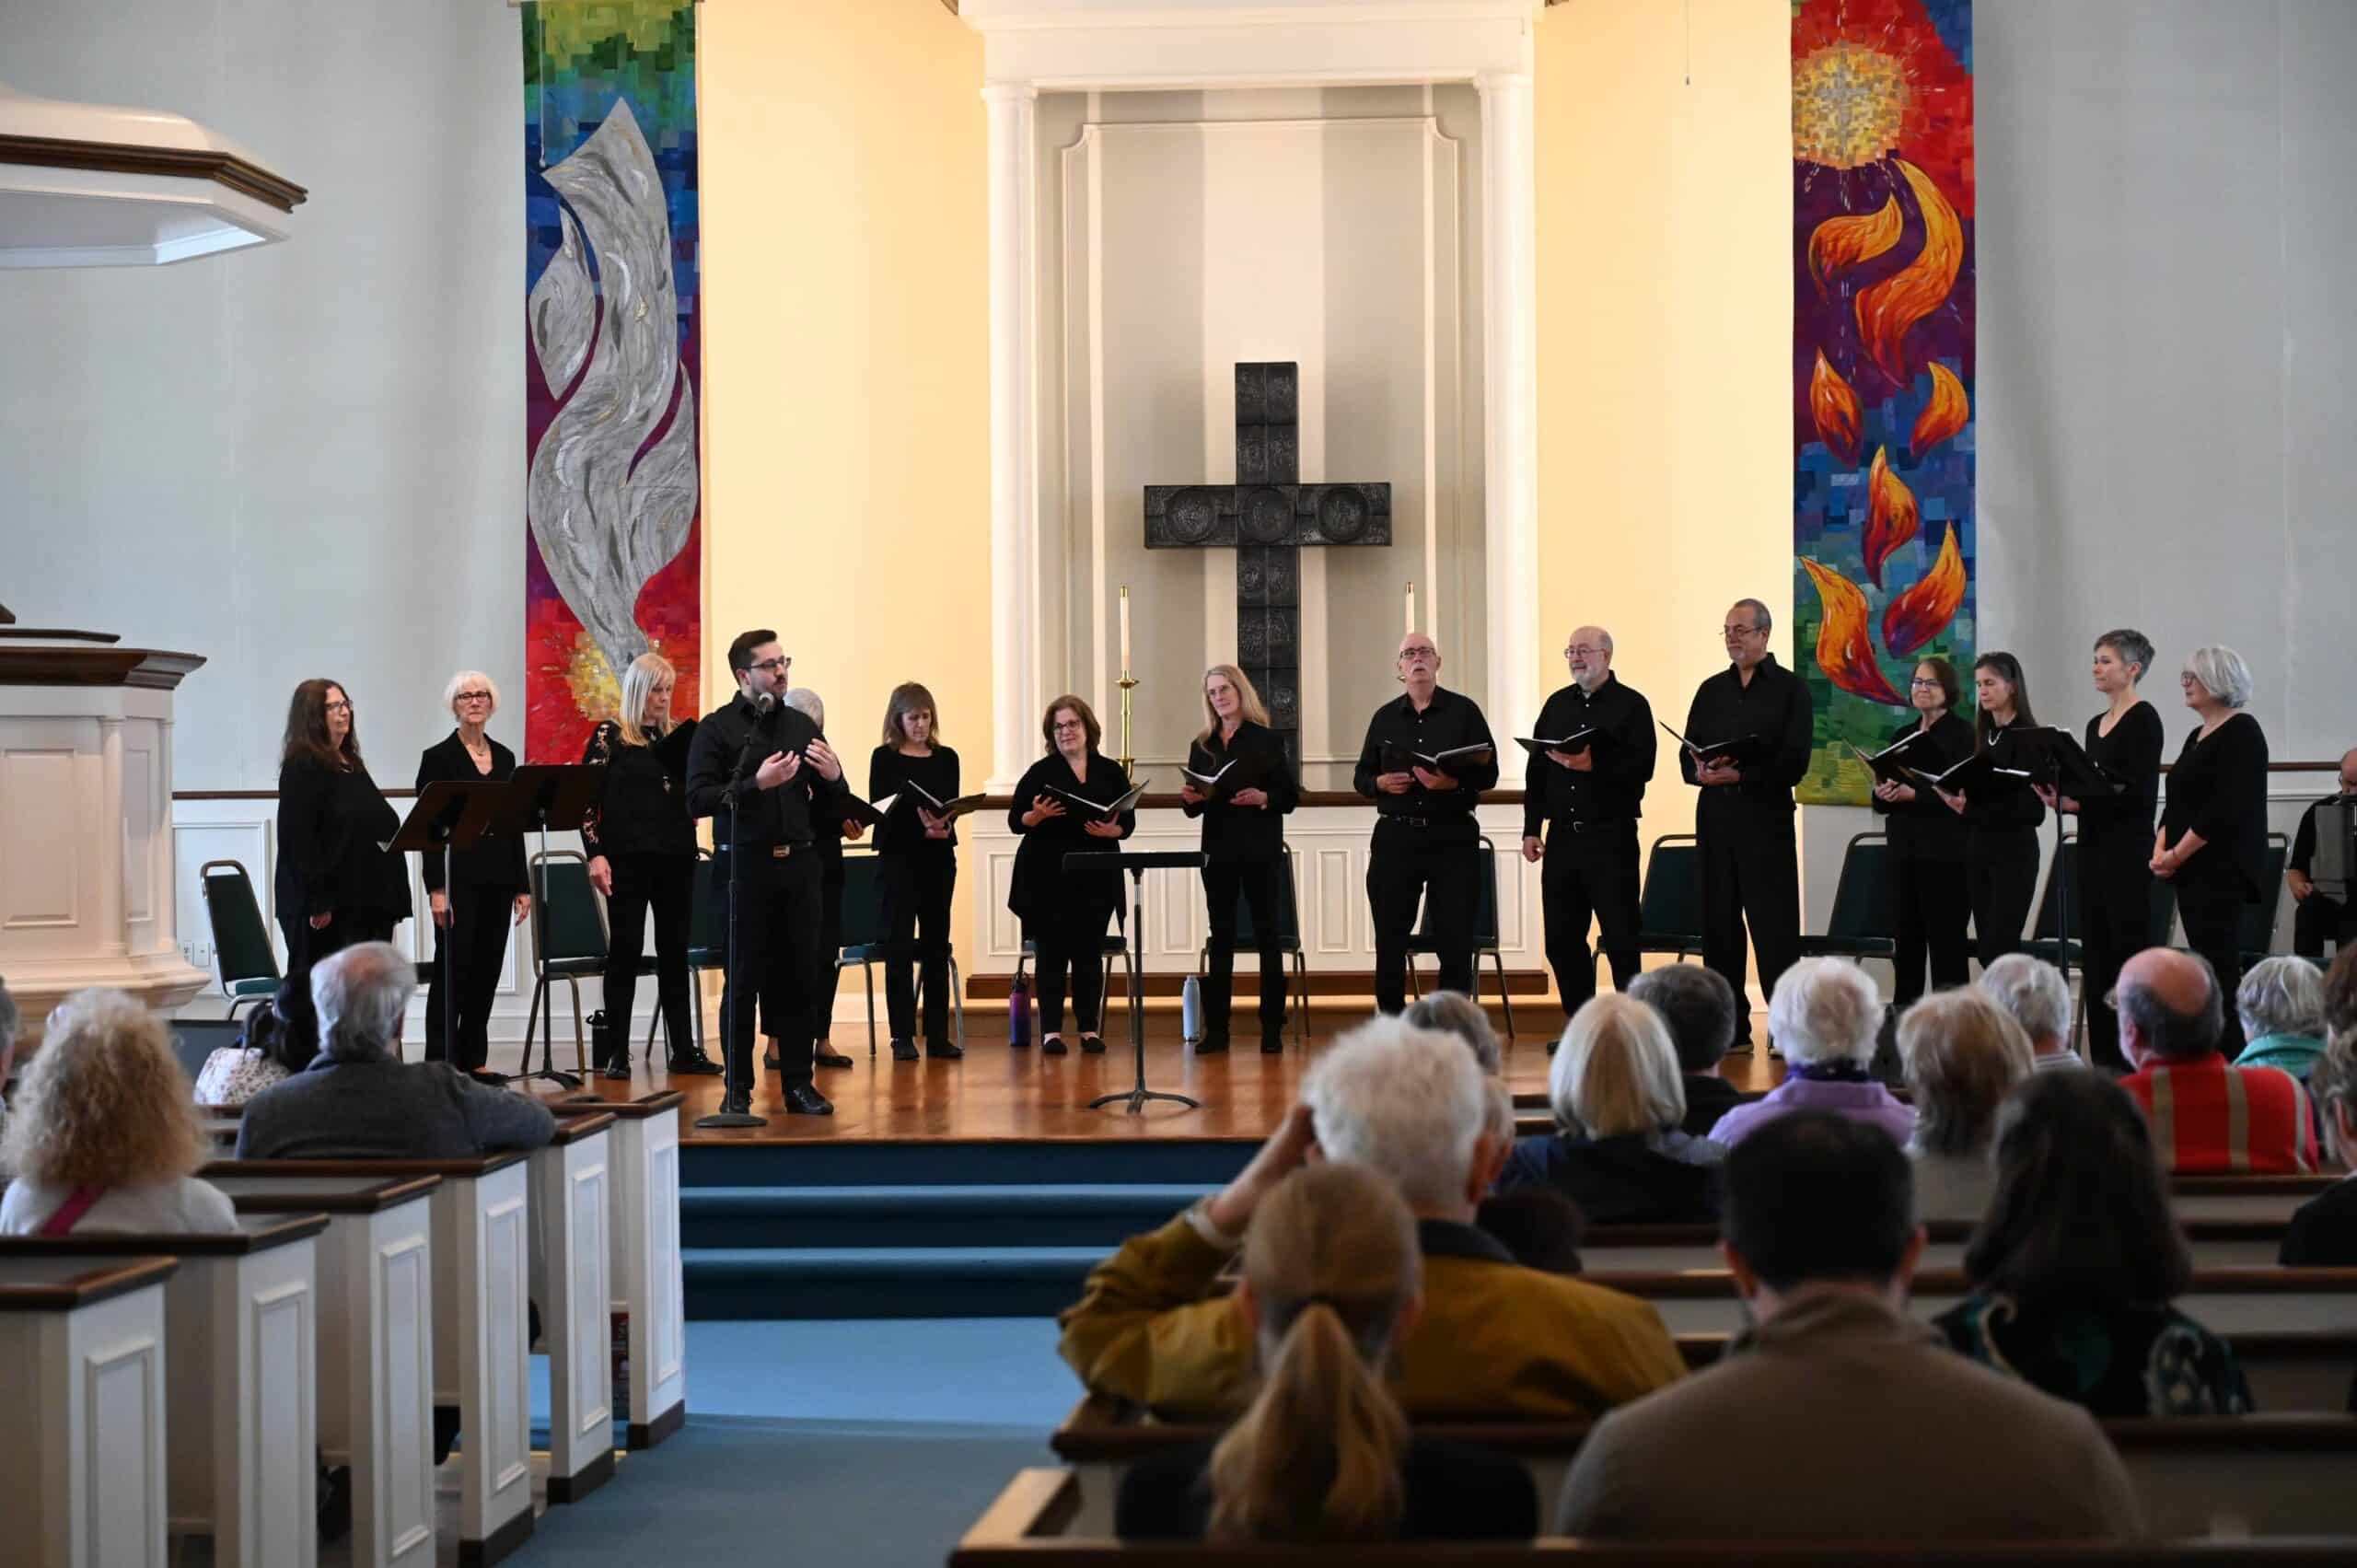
(2155, 645, 2270, 1055)
(2234, 956, 2328, 1082)
(415, 668, 531, 1083)
(1704, 960, 1917, 1147)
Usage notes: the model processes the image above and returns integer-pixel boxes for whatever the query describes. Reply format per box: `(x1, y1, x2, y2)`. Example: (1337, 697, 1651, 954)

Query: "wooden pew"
(0, 1214, 326, 1567)
(205, 1170, 440, 1568)
(556, 1089, 688, 1449)
(1045, 1397, 2357, 1542)
(956, 1468, 2357, 1564)
(531, 1109, 619, 1502)
(2170, 1175, 2341, 1225)
(1578, 1218, 2288, 1272)
(0, 1256, 178, 1568)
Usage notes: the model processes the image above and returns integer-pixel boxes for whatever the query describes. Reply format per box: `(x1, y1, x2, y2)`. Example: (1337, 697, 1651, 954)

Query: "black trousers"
(1887, 851, 1970, 1007)
(1539, 822, 1641, 1014)
(277, 909, 396, 1043)
(2293, 893, 2357, 958)
(717, 851, 821, 1096)
(883, 854, 957, 1043)
(1696, 798, 1799, 1043)
(424, 887, 513, 1073)
(1366, 819, 1479, 1016)
(2176, 869, 2250, 1059)
(1968, 831, 2040, 970)
(2079, 833, 2154, 1074)
(1202, 854, 1288, 1041)
(603, 851, 696, 1064)
(1028, 896, 1116, 1037)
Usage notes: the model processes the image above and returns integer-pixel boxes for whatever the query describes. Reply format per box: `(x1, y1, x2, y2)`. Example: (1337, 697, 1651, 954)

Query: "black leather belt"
(1554, 818, 1633, 835)
(716, 843, 797, 858)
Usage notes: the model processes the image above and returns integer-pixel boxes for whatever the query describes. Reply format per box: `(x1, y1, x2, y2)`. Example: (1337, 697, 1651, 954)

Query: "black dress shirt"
(2077, 703, 2164, 846)
(1353, 686, 1499, 832)
(1180, 719, 1297, 861)
(1006, 750, 1136, 923)
(1677, 655, 1813, 809)
(2162, 713, 2272, 899)
(273, 753, 411, 922)
(684, 693, 846, 861)
(1522, 674, 1657, 840)
(1869, 711, 1972, 858)
(580, 718, 699, 858)
(868, 745, 963, 859)
(1960, 718, 2047, 834)
(2291, 791, 2355, 879)
(414, 733, 529, 893)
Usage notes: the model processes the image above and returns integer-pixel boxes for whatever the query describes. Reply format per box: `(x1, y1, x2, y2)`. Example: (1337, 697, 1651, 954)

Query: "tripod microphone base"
(694, 1109, 770, 1128)
(1088, 1087, 1201, 1115)
(514, 1068, 582, 1091)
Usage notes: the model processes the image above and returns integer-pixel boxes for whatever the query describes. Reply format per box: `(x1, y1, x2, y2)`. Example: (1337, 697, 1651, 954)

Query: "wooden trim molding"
(0, 133, 308, 213)
(0, 645, 205, 689)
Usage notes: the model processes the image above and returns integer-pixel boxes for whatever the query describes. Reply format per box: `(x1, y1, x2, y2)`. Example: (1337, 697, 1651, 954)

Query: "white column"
(1476, 70, 1540, 736)
(985, 83, 1043, 792)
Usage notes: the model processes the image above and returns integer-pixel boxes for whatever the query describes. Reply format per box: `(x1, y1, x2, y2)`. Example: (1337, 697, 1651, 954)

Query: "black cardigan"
(273, 753, 411, 923)
(1961, 717, 2047, 837)
(415, 733, 529, 894)
(2162, 712, 2271, 900)
(1869, 711, 1972, 859)
(1006, 751, 1135, 924)
(868, 744, 963, 860)
(2077, 702, 2165, 847)
(1180, 720, 1296, 860)
(580, 717, 699, 860)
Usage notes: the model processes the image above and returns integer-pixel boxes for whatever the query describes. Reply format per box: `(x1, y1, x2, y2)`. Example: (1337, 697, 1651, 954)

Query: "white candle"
(1405, 582, 1416, 636)
(1120, 586, 1132, 671)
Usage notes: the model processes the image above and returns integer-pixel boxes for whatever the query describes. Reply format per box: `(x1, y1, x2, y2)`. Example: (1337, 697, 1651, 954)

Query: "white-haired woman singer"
(415, 671, 531, 1081)
(2154, 645, 2270, 1057)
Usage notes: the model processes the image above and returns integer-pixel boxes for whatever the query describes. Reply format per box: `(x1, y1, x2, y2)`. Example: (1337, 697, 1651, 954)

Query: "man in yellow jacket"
(1058, 1015, 1688, 1419)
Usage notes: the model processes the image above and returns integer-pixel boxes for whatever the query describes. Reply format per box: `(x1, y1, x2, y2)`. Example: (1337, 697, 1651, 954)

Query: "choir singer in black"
(2289, 747, 2357, 958)
(868, 682, 965, 1062)
(1678, 600, 1812, 1051)
(1870, 656, 1972, 1007)
(686, 631, 847, 1117)
(1355, 633, 1498, 1016)
(1520, 625, 1655, 1019)
(1007, 695, 1135, 1055)
(1933, 652, 2044, 968)
(275, 678, 411, 1041)
(415, 670, 531, 1079)
(1179, 664, 1298, 1053)
(2154, 645, 2271, 1056)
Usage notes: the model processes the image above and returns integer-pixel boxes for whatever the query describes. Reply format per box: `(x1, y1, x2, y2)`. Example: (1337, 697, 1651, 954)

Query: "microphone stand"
(698, 696, 772, 1129)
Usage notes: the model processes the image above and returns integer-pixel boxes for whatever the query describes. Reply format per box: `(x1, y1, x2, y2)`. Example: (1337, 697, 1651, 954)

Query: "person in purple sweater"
(1709, 958, 1914, 1147)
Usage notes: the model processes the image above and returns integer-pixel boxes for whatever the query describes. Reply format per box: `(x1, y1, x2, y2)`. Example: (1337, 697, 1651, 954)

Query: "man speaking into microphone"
(687, 629, 847, 1116)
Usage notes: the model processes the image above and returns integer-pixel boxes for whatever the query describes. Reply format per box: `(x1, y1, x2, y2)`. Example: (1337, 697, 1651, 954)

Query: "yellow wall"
(1533, 0, 1791, 863)
(700, 0, 992, 958)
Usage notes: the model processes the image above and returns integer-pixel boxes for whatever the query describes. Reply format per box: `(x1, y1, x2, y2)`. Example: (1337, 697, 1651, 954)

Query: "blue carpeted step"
(683, 1245, 1105, 1319)
(681, 1183, 1209, 1250)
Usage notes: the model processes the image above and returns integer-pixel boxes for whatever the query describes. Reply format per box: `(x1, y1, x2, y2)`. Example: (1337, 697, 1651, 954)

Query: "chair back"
(1638, 834, 1703, 951)
(1231, 850, 1301, 951)
(529, 854, 608, 971)
(199, 859, 280, 993)
(840, 851, 893, 950)
(1824, 832, 1896, 941)
(686, 853, 725, 969)
(1411, 837, 1502, 947)
(2031, 836, 2081, 942)
(2238, 833, 2292, 957)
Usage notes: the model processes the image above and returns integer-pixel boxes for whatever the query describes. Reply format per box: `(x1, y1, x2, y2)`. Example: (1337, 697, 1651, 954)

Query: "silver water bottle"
(1180, 974, 1204, 1047)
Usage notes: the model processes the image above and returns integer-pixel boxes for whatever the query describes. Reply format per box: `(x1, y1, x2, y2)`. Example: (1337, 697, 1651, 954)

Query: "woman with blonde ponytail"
(1116, 1162, 1537, 1541)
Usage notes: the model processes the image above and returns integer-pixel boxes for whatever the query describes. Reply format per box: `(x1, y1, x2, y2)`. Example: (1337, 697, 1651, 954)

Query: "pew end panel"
(535, 1110, 619, 1504)
(558, 1089, 687, 1449)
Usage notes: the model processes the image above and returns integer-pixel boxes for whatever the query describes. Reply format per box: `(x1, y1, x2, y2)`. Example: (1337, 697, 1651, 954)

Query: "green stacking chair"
(1408, 836, 1516, 1040)
(1797, 832, 1898, 962)
(640, 852, 724, 1056)
(199, 859, 281, 1021)
(524, 851, 605, 1075)
(838, 848, 965, 1055)
(1636, 834, 1705, 961)
(1196, 846, 1310, 1049)
(2238, 833, 2293, 970)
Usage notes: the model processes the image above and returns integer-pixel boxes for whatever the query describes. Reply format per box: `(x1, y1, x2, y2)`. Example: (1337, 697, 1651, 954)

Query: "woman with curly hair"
(0, 989, 236, 1235)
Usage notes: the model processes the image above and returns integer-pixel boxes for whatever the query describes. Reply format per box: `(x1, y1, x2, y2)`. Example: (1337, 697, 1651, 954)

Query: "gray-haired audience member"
(1627, 964, 1757, 1136)
(1978, 955, 2081, 1072)
(237, 942, 555, 1160)
(1554, 1110, 2142, 1541)
(1898, 992, 2033, 1222)
(1706, 959, 1914, 1147)
(2233, 955, 2328, 1083)
(2118, 948, 2316, 1174)
(2280, 1030, 2357, 1266)
(1404, 991, 1500, 1075)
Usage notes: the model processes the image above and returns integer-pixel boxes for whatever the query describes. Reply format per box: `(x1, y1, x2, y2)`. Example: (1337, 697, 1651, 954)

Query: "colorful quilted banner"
(522, 1, 702, 762)
(1791, 0, 1974, 804)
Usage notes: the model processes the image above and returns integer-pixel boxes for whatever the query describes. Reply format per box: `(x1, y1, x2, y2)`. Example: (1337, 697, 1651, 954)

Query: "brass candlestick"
(1117, 672, 1139, 773)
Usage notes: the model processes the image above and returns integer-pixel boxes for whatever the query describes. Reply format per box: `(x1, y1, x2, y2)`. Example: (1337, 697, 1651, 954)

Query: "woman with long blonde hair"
(1178, 664, 1298, 1052)
(581, 652, 719, 1078)
(0, 989, 238, 1235)
(1114, 1161, 1535, 1540)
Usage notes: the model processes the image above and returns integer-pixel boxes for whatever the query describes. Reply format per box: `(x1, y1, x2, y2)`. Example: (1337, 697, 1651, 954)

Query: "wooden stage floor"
(557, 1005, 1783, 1145)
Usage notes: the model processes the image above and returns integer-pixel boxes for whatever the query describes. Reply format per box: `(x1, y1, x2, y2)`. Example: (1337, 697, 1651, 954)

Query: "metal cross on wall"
(1144, 362, 1392, 770)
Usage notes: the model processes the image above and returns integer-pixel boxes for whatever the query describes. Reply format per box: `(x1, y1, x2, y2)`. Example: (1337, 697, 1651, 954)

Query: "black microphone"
(749, 690, 776, 715)
(723, 690, 778, 810)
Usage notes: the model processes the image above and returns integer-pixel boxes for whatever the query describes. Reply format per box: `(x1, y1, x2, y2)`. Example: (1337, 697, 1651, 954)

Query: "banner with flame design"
(1792, 0, 1974, 803)
(522, 2, 702, 762)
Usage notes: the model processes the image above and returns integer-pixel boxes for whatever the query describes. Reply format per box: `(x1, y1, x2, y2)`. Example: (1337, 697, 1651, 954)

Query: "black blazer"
(414, 733, 529, 894)
(581, 718, 699, 860)
(274, 753, 411, 923)
(2163, 713, 2271, 900)
(1006, 751, 1134, 924)
(1869, 711, 1972, 859)
(1180, 720, 1296, 861)
(1116, 1435, 1538, 1540)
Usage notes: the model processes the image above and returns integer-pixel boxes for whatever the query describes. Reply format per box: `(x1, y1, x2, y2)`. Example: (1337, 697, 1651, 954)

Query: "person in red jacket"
(2117, 947, 2316, 1174)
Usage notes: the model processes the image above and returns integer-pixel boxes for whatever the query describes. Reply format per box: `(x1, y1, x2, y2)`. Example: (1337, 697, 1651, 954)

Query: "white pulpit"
(0, 617, 210, 1029)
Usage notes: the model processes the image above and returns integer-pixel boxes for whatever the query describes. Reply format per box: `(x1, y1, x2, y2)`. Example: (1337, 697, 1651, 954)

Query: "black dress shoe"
(1040, 1035, 1068, 1056)
(762, 1049, 781, 1069)
(1260, 1033, 1285, 1054)
(889, 1038, 920, 1062)
(600, 1058, 631, 1082)
(669, 1052, 724, 1076)
(719, 1090, 753, 1117)
(815, 1042, 854, 1068)
(1080, 1034, 1107, 1055)
(467, 1068, 509, 1087)
(784, 1085, 834, 1115)
(1193, 1033, 1229, 1055)
(924, 1039, 965, 1060)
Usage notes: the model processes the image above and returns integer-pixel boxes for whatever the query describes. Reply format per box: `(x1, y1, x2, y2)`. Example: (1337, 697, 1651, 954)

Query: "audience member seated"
(1403, 990, 1499, 1074)
(0, 988, 238, 1235)
(1938, 1070, 2250, 1414)
(1116, 1161, 1538, 1542)
(192, 978, 317, 1107)
(1898, 992, 2033, 1222)
(1978, 955, 2082, 1072)
(2325, 944, 2357, 1043)
(1554, 1111, 2141, 1541)
(237, 942, 556, 1160)
(1407, 989, 1583, 1272)
(1626, 963, 1758, 1136)
(2116, 947, 2316, 1173)
(1707, 959, 1915, 1147)
(1058, 1016, 1686, 1420)
(2281, 1034, 2357, 1266)
(2234, 954, 2329, 1083)
(1497, 995, 1723, 1224)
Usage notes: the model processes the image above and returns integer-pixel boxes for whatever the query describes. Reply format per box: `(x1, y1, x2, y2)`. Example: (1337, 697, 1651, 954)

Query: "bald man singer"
(1523, 627, 1656, 1019)
(1355, 633, 1499, 1016)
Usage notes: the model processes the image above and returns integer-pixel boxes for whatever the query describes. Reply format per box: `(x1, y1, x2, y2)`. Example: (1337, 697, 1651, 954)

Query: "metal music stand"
(486, 763, 606, 1091)
(2018, 727, 2119, 990)
(1064, 848, 1208, 1115)
(386, 780, 511, 1071)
